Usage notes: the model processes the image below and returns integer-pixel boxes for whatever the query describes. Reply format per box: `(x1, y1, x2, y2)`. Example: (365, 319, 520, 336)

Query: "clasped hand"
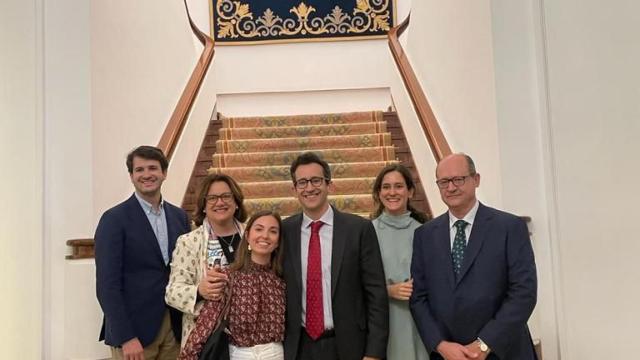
(197, 265, 228, 301)
(436, 340, 488, 360)
(387, 279, 413, 301)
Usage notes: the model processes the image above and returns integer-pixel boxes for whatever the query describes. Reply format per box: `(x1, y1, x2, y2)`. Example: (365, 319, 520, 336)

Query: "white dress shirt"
(448, 200, 480, 250)
(300, 206, 334, 330)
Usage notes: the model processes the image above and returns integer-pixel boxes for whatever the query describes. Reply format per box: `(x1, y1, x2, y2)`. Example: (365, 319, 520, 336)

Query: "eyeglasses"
(294, 176, 328, 189)
(435, 175, 474, 189)
(205, 192, 234, 203)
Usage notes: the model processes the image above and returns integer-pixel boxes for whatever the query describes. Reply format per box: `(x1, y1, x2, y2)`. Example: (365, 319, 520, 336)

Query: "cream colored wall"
(211, 39, 391, 94)
(45, 0, 103, 358)
(540, 0, 640, 358)
(405, 0, 503, 208)
(490, 1, 559, 358)
(91, 0, 199, 219)
(491, 0, 640, 359)
(1, 0, 44, 358)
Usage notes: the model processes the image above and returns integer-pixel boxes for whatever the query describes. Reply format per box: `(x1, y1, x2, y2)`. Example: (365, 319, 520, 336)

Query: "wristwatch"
(476, 338, 490, 353)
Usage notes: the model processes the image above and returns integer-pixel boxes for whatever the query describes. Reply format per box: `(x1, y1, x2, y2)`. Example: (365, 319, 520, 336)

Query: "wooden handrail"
(157, 0, 215, 160)
(388, 14, 452, 162)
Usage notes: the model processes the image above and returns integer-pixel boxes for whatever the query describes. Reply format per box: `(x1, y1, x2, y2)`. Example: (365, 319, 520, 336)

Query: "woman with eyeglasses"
(178, 210, 286, 360)
(166, 173, 248, 347)
(371, 164, 430, 360)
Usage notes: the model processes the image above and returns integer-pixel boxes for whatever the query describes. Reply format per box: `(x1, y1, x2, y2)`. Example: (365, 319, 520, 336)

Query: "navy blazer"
(95, 194, 190, 347)
(282, 208, 389, 360)
(410, 203, 537, 359)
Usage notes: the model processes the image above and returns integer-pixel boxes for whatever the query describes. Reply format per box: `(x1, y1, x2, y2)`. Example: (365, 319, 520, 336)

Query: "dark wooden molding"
(66, 239, 95, 260)
(388, 14, 452, 162)
(181, 117, 223, 213)
(157, 0, 215, 160)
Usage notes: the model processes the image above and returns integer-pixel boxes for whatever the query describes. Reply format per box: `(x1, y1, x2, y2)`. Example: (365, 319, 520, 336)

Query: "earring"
(248, 244, 252, 251)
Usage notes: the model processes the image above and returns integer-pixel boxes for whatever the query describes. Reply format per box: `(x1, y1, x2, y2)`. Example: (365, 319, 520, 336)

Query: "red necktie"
(306, 220, 325, 340)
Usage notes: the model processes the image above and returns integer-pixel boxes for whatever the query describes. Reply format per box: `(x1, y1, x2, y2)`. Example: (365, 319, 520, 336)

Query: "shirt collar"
(302, 205, 334, 229)
(134, 191, 164, 215)
(448, 200, 479, 229)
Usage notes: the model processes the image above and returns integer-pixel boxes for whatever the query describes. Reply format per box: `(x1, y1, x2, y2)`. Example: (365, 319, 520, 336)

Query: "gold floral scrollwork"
(351, 0, 390, 33)
(214, 0, 393, 42)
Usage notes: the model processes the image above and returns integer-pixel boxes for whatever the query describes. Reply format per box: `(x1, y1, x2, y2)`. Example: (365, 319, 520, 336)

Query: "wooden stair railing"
(67, 0, 215, 259)
(157, 0, 215, 160)
(388, 14, 452, 163)
(389, 18, 540, 358)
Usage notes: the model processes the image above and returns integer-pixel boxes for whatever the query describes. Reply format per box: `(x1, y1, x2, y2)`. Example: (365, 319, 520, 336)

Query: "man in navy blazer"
(95, 146, 190, 359)
(410, 153, 537, 360)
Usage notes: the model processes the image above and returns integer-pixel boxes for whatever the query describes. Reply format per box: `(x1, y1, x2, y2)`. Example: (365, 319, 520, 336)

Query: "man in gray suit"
(282, 152, 389, 360)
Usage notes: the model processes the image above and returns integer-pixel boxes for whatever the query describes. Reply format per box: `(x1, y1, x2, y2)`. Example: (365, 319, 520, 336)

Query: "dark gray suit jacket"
(282, 207, 389, 360)
(410, 203, 538, 359)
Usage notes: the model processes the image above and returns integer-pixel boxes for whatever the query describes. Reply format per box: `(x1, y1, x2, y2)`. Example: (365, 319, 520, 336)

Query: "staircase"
(182, 111, 431, 219)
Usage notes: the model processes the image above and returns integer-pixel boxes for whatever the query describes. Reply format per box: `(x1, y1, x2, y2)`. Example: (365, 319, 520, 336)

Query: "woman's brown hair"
(230, 210, 284, 277)
(193, 173, 248, 226)
(371, 164, 429, 223)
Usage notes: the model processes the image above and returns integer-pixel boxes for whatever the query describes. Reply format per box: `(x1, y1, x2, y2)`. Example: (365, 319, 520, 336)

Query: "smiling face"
(205, 181, 237, 226)
(292, 163, 332, 220)
(436, 154, 480, 218)
(130, 156, 166, 200)
(247, 214, 280, 264)
(379, 170, 414, 216)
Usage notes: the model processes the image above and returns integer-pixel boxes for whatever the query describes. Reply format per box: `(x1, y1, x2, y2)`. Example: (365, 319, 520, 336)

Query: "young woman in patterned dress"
(178, 210, 286, 360)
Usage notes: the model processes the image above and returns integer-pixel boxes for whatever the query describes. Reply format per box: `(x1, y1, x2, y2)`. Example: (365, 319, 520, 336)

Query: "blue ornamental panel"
(211, 0, 396, 45)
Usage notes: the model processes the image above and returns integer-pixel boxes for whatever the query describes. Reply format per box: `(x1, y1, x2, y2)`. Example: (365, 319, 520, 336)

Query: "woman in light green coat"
(371, 164, 430, 360)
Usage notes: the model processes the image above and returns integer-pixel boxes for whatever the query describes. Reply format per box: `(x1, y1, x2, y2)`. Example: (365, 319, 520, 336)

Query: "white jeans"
(229, 342, 284, 360)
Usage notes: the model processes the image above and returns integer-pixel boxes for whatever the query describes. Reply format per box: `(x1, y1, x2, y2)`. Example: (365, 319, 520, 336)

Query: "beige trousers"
(111, 310, 179, 360)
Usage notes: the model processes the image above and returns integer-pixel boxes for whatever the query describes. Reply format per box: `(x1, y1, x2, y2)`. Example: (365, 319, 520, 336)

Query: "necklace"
(207, 220, 241, 254)
(218, 233, 236, 253)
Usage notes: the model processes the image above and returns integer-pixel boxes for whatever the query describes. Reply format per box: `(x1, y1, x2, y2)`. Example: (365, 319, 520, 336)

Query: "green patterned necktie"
(452, 220, 468, 279)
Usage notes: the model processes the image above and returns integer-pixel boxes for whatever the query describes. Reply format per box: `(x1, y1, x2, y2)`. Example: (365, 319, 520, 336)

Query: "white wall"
(216, 88, 391, 116)
(211, 39, 392, 95)
(490, 1, 559, 358)
(405, 0, 503, 208)
(44, 0, 101, 358)
(540, 0, 640, 358)
(91, 0, 199, 219)
(0, 0, 44, 358)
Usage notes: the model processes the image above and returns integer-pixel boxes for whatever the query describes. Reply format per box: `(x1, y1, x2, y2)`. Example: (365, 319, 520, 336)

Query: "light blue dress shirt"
(135, 192, 170, 264)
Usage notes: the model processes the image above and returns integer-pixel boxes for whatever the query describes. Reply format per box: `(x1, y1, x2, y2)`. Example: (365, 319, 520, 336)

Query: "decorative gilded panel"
(210, 0, 396, 44)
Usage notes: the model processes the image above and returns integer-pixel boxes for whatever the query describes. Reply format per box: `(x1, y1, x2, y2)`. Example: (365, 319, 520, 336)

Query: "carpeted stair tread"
(244, 194, 374, 216)
(221, 111, 383, 128)
(208, 161, 399, 182)
(216, 133, 392, 153)
(212, 147, 395, 168)
(239, 178, 377, 199)
(218, 122, 388, 140)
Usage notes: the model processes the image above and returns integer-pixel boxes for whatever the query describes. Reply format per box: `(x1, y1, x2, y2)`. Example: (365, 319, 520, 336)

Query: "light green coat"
(373, 212, 429, 360)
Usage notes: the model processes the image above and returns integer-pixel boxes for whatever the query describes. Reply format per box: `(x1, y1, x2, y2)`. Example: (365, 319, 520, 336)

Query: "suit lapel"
(164, 203, 178, 257)
(436, 214, 456, 289)
(288, 213, 304, 298)
(128, 194, 165, 264)
(330, 208, 345, 298)
(457, 203, 491, 285)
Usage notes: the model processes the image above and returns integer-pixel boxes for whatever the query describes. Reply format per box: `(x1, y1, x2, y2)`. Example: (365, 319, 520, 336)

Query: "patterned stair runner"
(208, 111, 398, 217)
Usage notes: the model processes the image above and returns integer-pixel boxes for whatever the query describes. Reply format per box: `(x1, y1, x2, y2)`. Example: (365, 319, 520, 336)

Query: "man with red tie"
(281, 152, 389, 360)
